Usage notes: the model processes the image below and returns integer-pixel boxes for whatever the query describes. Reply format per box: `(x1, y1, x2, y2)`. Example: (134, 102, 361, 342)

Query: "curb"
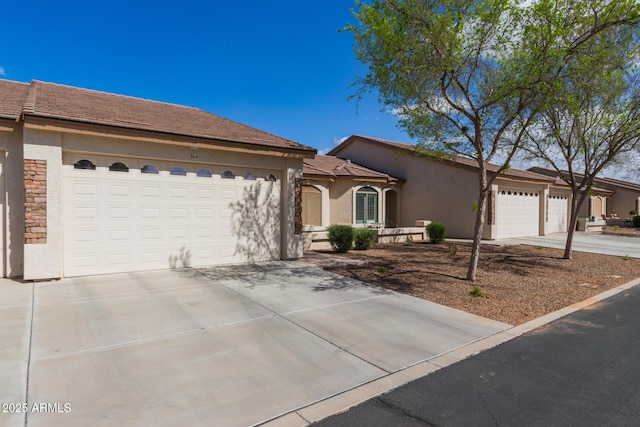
(261, 276, 640, 427)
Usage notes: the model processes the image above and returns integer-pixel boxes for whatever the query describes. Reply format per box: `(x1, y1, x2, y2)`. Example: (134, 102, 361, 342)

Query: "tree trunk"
(563, 190, 588, 259)
(467, 169, 489, 281)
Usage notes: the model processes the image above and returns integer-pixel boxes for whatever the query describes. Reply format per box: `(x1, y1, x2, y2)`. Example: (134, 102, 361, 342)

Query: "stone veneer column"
(24, 159, 47, 244)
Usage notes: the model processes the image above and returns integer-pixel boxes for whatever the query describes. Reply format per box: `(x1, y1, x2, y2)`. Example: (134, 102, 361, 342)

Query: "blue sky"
(0, 1, 413, 154)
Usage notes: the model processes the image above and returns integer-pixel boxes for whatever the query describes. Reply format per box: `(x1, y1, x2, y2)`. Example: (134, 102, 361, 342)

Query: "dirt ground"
(321, 241, 640, 325)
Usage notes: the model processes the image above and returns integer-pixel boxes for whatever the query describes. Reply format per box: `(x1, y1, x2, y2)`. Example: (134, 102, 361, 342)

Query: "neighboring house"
(329, 135, 573, 240)
(0, 79, 315, 280)
(529, 167, 640, 219)
(301, 155, 400, 228)
(301, 155, 425, 249)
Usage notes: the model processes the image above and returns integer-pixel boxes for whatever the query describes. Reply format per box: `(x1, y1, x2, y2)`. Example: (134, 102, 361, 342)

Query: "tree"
(520, 1, 640, 259)
(347, 0, 639, 279)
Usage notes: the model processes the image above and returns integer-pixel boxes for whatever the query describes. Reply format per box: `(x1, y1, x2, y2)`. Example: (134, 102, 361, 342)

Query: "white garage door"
(548, 194, 569, 233)
(496, 189, 540, 239)
(63, 158, 281, 277)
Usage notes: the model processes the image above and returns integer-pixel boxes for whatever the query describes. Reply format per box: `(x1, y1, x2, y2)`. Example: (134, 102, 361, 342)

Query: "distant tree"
(520, 0, 640, 259)
(347, 0, 638, 279)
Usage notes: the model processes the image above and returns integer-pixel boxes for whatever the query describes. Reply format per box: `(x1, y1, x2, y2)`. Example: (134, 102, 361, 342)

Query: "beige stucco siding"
(23, 127, 63, 280)
(607, 187, 640, 217)
(0, 123, 25, 277)
(335, 140, 481, 238)
(328, 179, 356, 225)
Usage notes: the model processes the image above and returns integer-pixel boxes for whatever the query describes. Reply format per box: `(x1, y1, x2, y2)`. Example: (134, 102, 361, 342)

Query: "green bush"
(353, 228, 376, 250)
(327, 225, 355, 253)
(426, 222, 446, 243)
(633, 215, 640, 227)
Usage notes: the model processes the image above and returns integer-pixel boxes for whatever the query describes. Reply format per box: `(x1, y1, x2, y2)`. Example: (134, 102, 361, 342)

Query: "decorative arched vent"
(109, 162, 129, 172)
(74, 159, 96, 170)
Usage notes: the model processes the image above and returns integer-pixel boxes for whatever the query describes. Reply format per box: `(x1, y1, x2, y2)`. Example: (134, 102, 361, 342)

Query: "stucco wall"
(328, 179, 355, 225)
(23, 127, 63, 280)
(608, 186, 640, 217)
(335, 140, 481, 238)
(0, 124, 24, 277)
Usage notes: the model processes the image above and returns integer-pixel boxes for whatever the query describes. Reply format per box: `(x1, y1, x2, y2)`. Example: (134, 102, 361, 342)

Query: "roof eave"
(23, 115, 316, 158)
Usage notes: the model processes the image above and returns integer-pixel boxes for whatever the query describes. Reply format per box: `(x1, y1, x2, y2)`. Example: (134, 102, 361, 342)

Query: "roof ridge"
(22, 81, 38, 115)
(30, 79, 206, 113)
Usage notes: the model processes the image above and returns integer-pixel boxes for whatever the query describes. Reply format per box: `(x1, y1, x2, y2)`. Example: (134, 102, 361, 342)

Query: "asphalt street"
(314, 283, 640, 427)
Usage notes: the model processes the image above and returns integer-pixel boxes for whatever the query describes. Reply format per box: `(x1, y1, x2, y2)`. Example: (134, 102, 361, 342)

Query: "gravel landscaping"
(320, 241, 640, 325)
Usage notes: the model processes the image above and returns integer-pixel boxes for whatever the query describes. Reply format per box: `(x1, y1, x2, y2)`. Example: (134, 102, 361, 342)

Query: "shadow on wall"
(230, 180, 281, 262)
(169, 246, 192, 269)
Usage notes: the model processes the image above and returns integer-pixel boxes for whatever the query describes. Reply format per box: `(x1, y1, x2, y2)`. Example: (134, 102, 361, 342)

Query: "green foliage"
(377, 266, 386, 273)
(347, 0, 640, 279)
(623, 254, 631, 261)
(470, 286, 486, 298)
(534, 246, 544, 250)
(471, 200, 479, 212)
(448, 243, 458, 257)
(633, 215, 640, 227)
(327, 225, 355, 253)
(426, 222, 447, 243)
(353, 228, 376, 250)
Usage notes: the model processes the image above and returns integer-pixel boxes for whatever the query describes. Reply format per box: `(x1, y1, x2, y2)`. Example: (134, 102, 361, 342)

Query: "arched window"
(356, 187, 378, 224)
(266, 174, 277, 182)
(141, 164, 159, 174)
(302, 185, 322, 226)
(109, 162, 129, 172)
(244, 172, 256, 180)
(197, 168, 212, 178)
(170, 166, 187, 176)
(74, 159, 96, 170)
(221, 170, 235, 179)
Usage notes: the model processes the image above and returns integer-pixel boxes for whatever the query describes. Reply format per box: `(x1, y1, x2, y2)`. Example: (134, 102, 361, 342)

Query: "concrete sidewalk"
(0, 262, 508, 427)
(496, 232, 640, 258)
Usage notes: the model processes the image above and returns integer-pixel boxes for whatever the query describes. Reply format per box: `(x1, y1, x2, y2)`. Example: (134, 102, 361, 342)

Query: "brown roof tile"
(14, 80, 315, 153)
(334, 135, 556, 183)
(304, 155, 398, 181)
(528, 166, 638, 193)
(0, 80, 30, 120)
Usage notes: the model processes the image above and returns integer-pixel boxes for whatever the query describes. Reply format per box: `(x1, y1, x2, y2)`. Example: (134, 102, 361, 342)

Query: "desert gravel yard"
(320, 241, 640, 325)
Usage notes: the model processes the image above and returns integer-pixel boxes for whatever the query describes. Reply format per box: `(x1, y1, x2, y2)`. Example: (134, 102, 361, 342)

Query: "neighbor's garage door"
(62, 158, 281, 277)
(548, 194, 569, 233)
(496, 189, 540, 239)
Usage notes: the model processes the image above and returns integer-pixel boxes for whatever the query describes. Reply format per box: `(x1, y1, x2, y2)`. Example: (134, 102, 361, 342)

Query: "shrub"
(426, 222, 446, 243)
(633, 215, 640, 227)
(327, 225, 355, 253)
(353, 228, 376, 250)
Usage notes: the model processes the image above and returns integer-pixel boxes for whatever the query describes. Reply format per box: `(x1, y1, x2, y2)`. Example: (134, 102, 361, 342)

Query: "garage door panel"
(548, 194, 568, 233)
(63, 164, 281, 276)
(496, 190, 540, 239)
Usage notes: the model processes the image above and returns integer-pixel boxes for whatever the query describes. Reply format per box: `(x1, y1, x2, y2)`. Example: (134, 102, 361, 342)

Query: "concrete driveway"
(497, 232, 640, 258)
(0, 262, 508, 427)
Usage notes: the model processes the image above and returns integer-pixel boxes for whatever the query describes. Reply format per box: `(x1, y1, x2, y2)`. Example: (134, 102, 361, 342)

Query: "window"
(74, 159, 96, 170)
(197, 168, 212, 178)
(244, 172, 256, 180)
(170, 166, 187, 176)
(141, 164, 159, 174)
(302, 186, 322, 226)
(109, 162, 129, 172)
(356, 187, 378, 224)
(221, 170, 235, 179)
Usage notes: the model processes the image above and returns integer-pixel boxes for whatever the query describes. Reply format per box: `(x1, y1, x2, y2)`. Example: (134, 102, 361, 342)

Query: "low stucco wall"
(302, 226, 426, 251)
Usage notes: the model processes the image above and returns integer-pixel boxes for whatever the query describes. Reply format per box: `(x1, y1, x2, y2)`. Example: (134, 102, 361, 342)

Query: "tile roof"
(529, 166, 640, 193)
(2, 79, 315, 154)
(0, 80, 30, 120)
(333, 135, 557, 183)
(303, 155, 398, 181)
